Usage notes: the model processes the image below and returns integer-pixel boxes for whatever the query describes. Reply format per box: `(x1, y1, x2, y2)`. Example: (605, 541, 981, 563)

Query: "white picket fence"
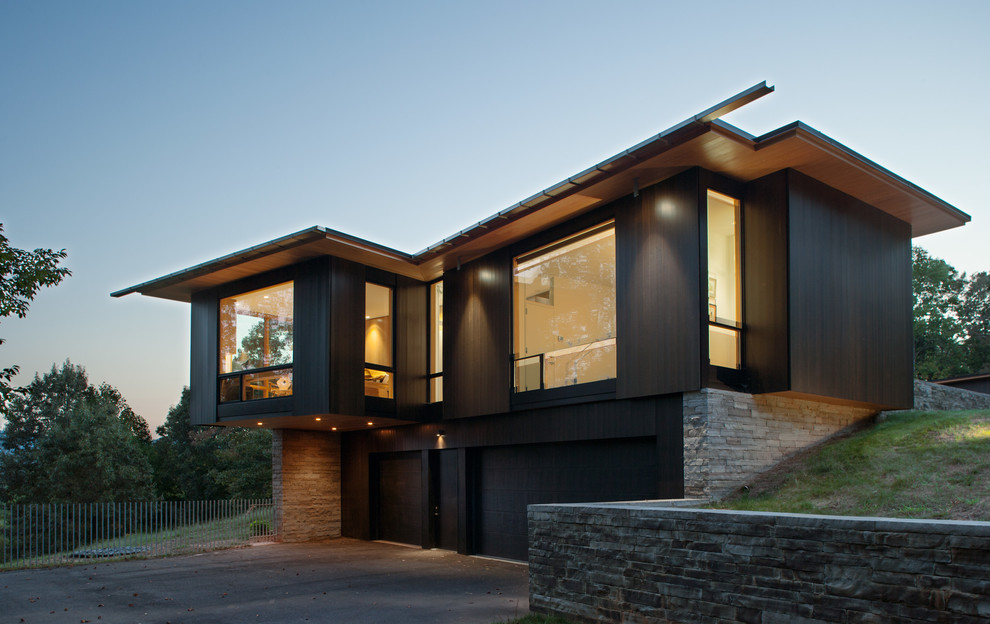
(0, 499, 278, 570)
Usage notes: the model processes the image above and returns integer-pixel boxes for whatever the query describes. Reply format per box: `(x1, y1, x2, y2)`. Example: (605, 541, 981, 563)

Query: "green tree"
(0, 224, 71, 404)
(0, 361, 153, 503)
(960, 271, 990, 374)
(151, 387, 272, 500)
(912, 247, 968, 380)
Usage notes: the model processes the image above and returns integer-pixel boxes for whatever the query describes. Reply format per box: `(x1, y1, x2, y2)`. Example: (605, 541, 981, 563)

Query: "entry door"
(376, 452, 423, 546)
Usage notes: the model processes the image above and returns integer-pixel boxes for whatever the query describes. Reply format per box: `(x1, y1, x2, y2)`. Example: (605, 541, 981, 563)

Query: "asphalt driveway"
(1, 539, 529, 623)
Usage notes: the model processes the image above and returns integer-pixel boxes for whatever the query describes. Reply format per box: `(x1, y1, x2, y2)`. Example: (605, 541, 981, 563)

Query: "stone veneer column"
(272, 429, 342, 542)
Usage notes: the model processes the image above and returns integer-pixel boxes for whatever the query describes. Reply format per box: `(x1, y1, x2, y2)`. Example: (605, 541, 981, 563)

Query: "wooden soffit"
(114, 82, 969, 302)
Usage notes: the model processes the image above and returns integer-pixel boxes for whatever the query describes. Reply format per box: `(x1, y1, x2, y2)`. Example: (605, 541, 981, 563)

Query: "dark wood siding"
(190, 288, 218, 425)
(443, 254, 511, 419)
(329, 257, 365, 416)
(293, 258, 330, 416)
(340, 394, 682, 553)
(617, 169, 702, 399)
(787, 170, 913, 408)
(476, 438, 659, 561)
(743, 170, 790, 393)
(396, 275, 427, 421)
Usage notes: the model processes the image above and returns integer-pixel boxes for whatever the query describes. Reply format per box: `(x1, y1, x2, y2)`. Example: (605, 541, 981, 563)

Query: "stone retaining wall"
(683, 389, 875, 500)
(913, 379, 990, 411)
(529, 503, 990, 623)
(272, 429, 341, 542)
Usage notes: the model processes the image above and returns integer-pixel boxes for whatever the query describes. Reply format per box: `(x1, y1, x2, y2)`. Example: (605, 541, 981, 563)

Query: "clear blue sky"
(2, 0, 988, 433)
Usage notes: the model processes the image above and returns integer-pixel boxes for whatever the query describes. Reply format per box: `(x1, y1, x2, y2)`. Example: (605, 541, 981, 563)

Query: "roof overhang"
(114, 81, 970, 302)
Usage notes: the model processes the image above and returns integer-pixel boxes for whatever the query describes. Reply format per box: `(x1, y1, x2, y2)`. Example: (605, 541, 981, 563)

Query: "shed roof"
(113, 82, 970, 302)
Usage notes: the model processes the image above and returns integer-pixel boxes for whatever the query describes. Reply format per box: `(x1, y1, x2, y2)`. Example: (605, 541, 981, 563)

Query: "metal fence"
(1, 499, 278, 570)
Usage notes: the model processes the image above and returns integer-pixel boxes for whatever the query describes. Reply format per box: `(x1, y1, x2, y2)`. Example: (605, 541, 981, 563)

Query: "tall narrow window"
(513, 221, 616, 392)
(218, 281, 294, 402)
(365, 282, 394, 398)
(707, 190, 741, 368)
(429, 280, 443, 402)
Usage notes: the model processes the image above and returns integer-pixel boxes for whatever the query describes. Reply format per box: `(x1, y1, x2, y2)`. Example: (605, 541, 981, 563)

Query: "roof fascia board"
(761, 122, 970, 228)
(412, 81, 774, 257)
(111, 226, 414, 299)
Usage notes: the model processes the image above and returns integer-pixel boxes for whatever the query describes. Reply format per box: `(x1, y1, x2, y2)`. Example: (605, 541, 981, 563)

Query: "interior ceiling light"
(367, 421, 374, 426)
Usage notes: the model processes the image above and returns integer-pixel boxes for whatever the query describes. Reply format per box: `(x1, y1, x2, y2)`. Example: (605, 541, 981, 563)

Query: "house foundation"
(683, 388, 875, 499)
(272, 429, 342, 542)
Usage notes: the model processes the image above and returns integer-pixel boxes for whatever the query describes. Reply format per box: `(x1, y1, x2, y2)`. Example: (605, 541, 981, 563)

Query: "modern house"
(114, 83, 970, 561)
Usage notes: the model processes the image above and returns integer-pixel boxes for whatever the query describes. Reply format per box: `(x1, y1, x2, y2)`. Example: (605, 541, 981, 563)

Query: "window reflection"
(218, 281, 293, 403)
(512, 221, 616, 392)
(219, 282, 294, 374)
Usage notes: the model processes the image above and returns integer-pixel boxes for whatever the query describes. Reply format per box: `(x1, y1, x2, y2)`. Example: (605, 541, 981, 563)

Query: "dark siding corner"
(190, 288, 218, 425)
(293, 258, 331, 416)
(743, 170, 790, 393)
(787, 170, 913, 408)
(617, 169, 702, 399)
(329, 257, 365, 416)
(443, 255, 511, 419)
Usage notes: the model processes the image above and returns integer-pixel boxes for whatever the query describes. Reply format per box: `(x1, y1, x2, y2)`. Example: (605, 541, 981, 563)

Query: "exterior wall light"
(437, 429, 445, 438)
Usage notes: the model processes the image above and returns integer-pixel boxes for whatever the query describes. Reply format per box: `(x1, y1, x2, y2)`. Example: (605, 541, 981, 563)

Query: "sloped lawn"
(715, 409, 990, 521)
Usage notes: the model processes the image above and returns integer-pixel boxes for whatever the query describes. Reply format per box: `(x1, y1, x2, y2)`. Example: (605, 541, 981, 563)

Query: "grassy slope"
(714, 410, 990, 521)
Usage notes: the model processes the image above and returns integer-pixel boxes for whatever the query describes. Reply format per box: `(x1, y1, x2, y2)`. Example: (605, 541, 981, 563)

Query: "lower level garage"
(370, 438, 659, 561)
(475, 438, 659, 560)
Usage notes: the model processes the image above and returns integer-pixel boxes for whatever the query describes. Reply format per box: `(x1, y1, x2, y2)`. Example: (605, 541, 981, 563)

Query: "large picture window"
(365, 282, 394, 399)
(218, 281, 294, 402)
(513, 221, 616, 392)
(707, 190, 741, 368)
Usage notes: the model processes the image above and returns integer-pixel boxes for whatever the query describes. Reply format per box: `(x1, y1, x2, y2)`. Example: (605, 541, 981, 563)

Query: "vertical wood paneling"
(396, 276, 428, 420)
(443, 255, 511, 419)
(190, 289, 218, 425)
(329, 257, 365, 416)
(787, 170, 913, 408)
(617, 169, 702, 399)
(743, 171, 790, 393)
(293, 258, 330, 416)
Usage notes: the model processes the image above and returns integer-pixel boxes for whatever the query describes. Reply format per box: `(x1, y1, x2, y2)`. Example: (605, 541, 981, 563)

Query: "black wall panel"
(443, 254, 511, 419)
(743, 170, 790, 393)
(617, 169, 702, 399)
(787, 170, 913, 408)
(396, 275, 428, 421)
(293, 258, 331, 416)
(329, 257, 365, 416)
(190, 288, 218, 425)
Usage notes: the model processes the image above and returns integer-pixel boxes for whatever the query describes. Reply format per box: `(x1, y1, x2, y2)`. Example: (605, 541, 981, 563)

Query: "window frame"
(428, 279, 443, 404)
(364, 279, 396, 401)
(705, 188, 743, 371)
(510, 218, 618, 402)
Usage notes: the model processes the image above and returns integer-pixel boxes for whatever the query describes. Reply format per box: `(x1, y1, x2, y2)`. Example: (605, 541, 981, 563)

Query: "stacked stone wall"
(529, 503, 990, 624)
(683, 389, 875, 499)
(272, 429, 341, 542)
(913, 379, 990, 411)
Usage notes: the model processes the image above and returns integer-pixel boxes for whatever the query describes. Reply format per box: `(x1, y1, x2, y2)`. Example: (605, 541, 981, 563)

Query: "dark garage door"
(376, 452, 422, 546)
(476, 437, 658, 561)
